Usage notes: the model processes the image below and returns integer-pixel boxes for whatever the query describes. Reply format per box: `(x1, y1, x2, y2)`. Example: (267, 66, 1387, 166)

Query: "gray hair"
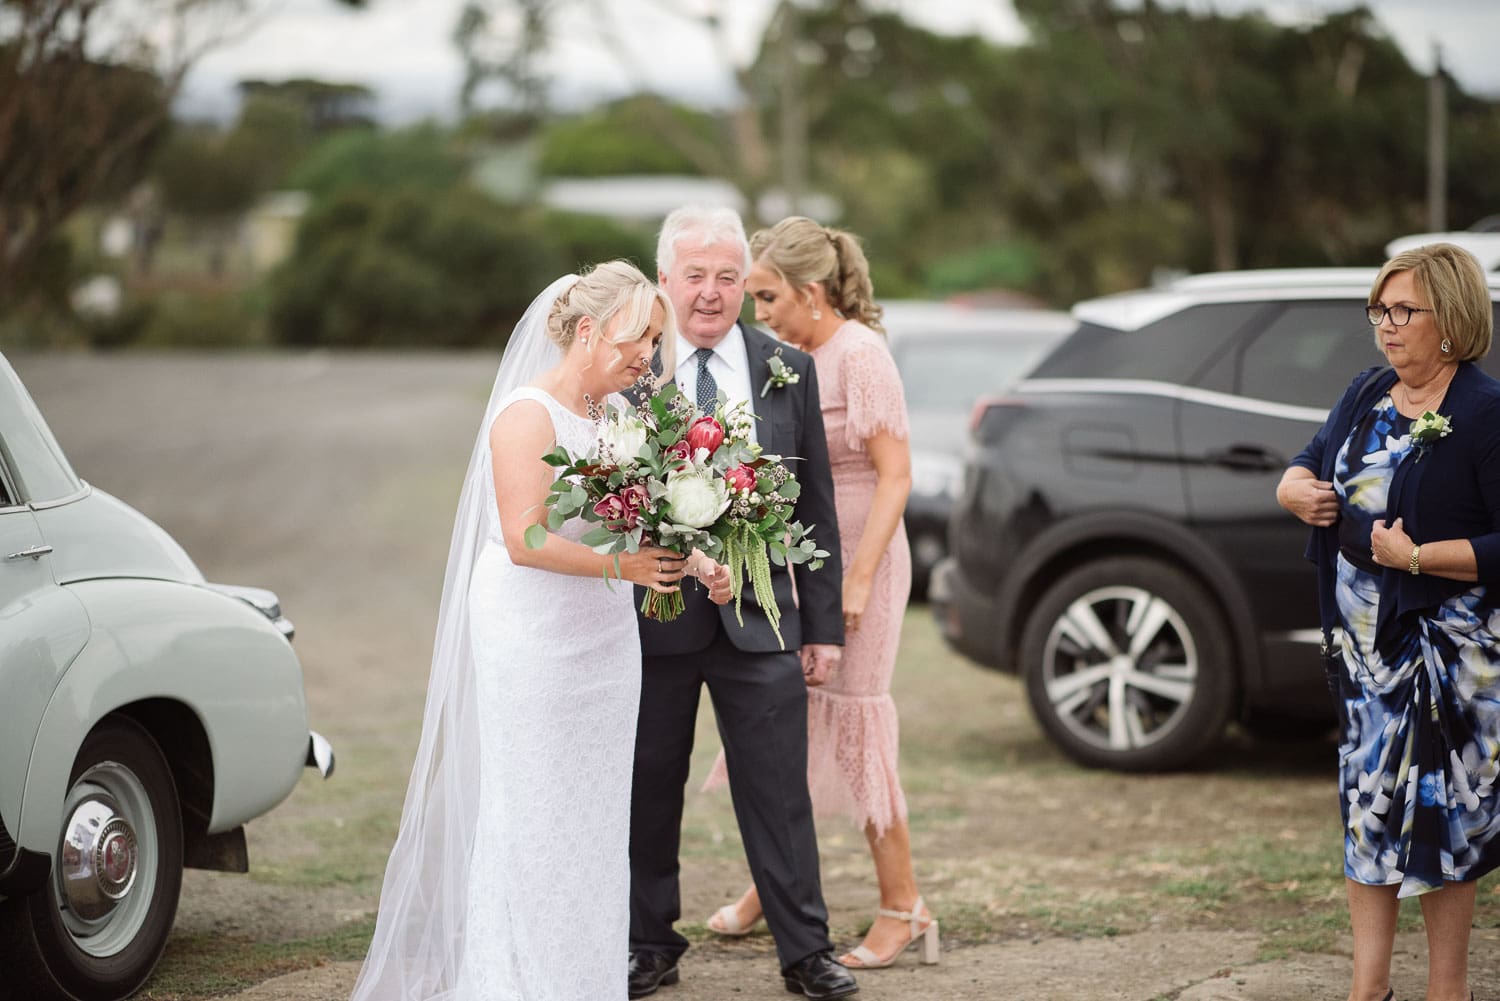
(655, 204, 752, 277)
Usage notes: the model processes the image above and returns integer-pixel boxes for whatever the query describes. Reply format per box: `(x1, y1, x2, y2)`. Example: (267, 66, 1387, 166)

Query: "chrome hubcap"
(1041, 585, 1198, 752)
(55, 760, 157, 955)
(61, 799, 137, 920)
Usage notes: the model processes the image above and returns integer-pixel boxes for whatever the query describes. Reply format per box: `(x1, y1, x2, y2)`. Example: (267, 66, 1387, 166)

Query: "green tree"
(538, 96, 717, 177)
(237, 78, 377, 133)
(0, 0, 369, 305)
(453, 0, 553, 135)
(1000, 0, 1497, 292)
(456, 0, 802, 210)
(267, 188, 568, 348)
(290, 125, 469, 199)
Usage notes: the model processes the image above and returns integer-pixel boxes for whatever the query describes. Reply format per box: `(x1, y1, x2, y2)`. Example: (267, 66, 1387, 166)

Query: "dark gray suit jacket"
(633, 323, 844, 655)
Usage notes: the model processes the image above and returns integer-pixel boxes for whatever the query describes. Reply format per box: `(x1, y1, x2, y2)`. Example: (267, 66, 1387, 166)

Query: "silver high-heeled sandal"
(705, 903, 763, 937)
(840, 895, 940, 969)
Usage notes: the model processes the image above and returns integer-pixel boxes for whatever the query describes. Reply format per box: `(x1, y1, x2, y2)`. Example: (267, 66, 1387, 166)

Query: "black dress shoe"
(628, 949, 680, 999)
(782, 950, 859, 999)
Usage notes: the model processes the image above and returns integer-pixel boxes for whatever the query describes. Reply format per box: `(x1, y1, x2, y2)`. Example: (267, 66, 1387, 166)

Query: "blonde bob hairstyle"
(749, 216, 884, 334)
(546, 260, 677, 386)
(1371, 242, 1492, 362)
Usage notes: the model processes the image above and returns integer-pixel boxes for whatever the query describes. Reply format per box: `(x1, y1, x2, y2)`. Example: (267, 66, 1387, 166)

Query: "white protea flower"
(599, 414, 649, 463)
(662, 468, 730, 528)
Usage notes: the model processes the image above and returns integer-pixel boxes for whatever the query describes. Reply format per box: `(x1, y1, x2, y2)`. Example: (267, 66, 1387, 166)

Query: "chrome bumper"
(306, 731, 335, 779)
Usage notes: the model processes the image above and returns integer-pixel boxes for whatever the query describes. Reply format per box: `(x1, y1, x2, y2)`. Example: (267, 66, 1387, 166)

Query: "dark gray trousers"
(628, 628, 831, 973)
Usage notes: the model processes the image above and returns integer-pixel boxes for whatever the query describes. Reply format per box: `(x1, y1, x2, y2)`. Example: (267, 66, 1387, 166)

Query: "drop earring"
(1442, 337, 1452, 354)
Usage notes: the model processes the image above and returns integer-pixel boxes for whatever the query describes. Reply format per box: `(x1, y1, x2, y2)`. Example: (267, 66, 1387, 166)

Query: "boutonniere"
(1410, 410, 1453, 459)
(760, 349, 800, 398)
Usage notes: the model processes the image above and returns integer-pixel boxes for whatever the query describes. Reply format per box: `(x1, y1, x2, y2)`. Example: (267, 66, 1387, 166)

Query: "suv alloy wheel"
(1020, 557, 1234, 771)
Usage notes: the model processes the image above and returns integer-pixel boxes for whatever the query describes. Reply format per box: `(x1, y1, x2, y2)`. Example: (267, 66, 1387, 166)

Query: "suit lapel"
(742, 325, 785, 454)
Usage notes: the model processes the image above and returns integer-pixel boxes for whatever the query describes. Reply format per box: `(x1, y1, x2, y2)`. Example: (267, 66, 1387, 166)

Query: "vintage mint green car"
(0, 352, 333, 1001)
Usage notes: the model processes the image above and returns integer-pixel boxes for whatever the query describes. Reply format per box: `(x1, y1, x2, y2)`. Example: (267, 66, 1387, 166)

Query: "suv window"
(1030, 304, 1264, 383)
(1204, 301, 1381, 410)
(893, 334, 1060, 413)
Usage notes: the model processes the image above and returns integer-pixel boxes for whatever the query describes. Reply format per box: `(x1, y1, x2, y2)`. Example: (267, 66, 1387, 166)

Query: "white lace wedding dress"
(457, 387, 640, 1000)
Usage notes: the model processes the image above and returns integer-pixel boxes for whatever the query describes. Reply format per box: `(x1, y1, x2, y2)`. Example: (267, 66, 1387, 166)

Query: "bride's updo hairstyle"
(545, 260, 677, 385)
(749, 217, 884, 334)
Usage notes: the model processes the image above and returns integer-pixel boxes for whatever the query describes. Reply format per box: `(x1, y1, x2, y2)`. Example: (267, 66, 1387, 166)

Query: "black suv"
(930, 267, 1500, 770)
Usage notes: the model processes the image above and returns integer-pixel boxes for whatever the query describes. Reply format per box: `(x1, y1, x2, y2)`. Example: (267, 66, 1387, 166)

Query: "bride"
(350, 261, 732, 1001)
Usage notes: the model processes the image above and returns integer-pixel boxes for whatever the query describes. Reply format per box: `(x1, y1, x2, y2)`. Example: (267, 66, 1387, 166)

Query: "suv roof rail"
(1075, 266, 1500, 330)
(1385, 232, 1500, 271)
(1169, 267, 1377, 290)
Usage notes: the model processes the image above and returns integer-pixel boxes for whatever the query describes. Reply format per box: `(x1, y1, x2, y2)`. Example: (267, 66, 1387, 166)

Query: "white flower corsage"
(760, 350, 800, 398)
(1409, 410, 1453, 459)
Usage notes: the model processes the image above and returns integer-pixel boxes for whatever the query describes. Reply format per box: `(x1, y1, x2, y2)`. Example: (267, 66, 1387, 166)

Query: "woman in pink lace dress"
(701, 216, 937, 971)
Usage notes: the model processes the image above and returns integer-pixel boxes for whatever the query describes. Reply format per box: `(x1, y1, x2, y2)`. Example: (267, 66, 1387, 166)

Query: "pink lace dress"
(706, 321, 912, 835)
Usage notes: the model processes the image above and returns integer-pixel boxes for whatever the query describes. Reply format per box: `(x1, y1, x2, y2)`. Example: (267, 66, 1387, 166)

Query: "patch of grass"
(250, 813, 394, 891)
(1160, 878, 1231, 904)
(1256, 908, 1347, 959)
(139, 918, 375, 999)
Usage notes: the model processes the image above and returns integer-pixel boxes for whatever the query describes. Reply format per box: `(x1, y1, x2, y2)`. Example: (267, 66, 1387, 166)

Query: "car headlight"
(207, 583, 295, 641)
(910, 452, 963, 500)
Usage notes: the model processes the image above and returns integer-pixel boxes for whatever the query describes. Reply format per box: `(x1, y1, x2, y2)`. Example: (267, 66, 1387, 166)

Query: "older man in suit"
(626, 205, 854, 1001)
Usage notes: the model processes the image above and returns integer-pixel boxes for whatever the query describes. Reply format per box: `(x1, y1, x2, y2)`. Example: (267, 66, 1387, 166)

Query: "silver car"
(0, 351, 333, 1000)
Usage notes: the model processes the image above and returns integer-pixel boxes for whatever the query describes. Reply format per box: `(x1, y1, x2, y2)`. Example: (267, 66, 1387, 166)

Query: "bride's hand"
(687, 549, 734, 605)
(617, 547, 686, 592)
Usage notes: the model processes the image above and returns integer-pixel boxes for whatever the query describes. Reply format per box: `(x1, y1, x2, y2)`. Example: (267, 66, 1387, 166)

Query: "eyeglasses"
(1365, 303, 1433, 327)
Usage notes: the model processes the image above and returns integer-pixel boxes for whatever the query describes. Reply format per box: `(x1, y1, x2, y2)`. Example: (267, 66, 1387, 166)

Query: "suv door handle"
(1204, 445, 1283, 472)
(5, 544, 53, 561)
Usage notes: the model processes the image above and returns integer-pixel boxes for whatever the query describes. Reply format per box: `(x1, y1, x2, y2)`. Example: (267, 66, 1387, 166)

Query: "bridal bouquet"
(526, 382, 826, 644)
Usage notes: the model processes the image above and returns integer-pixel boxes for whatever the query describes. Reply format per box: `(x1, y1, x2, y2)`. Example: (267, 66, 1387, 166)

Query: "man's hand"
(800, 643, 842, 687)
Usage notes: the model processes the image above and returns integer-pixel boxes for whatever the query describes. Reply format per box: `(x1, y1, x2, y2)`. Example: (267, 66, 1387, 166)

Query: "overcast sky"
(180, 0, 1500, 123)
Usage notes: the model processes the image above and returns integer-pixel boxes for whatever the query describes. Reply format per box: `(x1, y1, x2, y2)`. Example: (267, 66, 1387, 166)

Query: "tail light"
(968, 395, 1028, 444)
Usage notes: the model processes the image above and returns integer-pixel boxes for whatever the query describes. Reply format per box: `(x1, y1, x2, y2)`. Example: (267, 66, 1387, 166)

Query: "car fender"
(998, 509, 1264, 694)
(15, 578, 308, 857)
(0, 584, 91, 879)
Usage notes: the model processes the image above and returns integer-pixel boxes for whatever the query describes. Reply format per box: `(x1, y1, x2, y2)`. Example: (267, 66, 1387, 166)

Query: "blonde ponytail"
(749, 216, 884, 334)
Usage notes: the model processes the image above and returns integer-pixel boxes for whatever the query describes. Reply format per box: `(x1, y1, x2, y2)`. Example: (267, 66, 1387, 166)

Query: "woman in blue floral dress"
(1279, 243, 1499, 1001)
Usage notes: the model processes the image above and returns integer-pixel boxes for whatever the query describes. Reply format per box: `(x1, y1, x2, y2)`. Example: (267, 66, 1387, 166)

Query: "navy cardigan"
(1291, 360, 1500, 646)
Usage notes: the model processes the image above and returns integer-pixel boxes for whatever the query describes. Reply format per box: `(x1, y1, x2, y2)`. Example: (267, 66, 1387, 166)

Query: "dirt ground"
(11, 351, 1500, 1001)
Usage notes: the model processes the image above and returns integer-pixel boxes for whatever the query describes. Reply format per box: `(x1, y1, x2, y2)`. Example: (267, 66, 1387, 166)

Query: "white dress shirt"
(673, 324, 758, 445)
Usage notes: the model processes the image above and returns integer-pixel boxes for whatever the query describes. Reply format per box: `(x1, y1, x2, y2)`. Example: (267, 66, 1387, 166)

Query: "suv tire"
(1020, 557, 1234, 771)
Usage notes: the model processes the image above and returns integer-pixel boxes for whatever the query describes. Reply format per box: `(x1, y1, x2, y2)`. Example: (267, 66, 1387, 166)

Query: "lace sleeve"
(842, 338, 909, 452)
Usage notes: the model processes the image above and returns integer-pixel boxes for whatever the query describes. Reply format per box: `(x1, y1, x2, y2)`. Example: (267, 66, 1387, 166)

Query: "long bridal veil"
(349, 274, 580, 1001)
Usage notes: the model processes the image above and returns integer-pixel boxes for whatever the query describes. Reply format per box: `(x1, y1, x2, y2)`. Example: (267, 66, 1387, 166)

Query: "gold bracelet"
(1409, 544, 1421, 576)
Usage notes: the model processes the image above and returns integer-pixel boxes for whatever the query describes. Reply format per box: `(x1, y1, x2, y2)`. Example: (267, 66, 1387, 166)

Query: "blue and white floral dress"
(1331, 394, 1500, 896)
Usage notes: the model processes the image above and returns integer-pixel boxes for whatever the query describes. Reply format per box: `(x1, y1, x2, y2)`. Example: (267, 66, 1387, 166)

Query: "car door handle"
(5, 545, 53, 561)
(1203, 445, 1283, 472)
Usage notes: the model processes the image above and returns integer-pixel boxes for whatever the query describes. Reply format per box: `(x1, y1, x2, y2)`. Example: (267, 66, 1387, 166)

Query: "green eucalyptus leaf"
(580, 525, 616, 547)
